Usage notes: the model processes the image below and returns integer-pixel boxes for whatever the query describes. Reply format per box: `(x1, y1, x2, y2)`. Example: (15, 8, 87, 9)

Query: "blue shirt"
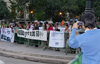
(68, 28, 100, 64)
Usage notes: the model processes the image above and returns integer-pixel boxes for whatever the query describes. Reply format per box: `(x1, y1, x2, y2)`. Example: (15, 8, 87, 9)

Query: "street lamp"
(59, 12, 63, 16)
(30, 10, 33, 14)
(30, 10, 33, 22)
(85, 0, 95, 13)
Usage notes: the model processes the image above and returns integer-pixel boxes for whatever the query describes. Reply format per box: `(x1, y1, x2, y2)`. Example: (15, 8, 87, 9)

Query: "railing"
(14, 31, 82, 54)
(68, 52, 83, 64)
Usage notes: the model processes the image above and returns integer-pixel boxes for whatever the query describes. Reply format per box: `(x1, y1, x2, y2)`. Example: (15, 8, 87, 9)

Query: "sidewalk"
(0, 41, 76, 64)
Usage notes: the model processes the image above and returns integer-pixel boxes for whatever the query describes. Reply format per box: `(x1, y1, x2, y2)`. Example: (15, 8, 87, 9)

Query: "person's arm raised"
(68, 22, 80, 48)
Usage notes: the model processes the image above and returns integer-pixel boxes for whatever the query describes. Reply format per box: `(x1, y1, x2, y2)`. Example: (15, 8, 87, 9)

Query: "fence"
(14, 30, 82, 55)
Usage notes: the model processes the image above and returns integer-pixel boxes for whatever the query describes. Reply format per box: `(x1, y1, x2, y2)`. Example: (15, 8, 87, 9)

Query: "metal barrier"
(14, 31, 82, 54)
(14, 33, 26, 44)
(68, 52, 83, 64)
(14, 33, 41, 47)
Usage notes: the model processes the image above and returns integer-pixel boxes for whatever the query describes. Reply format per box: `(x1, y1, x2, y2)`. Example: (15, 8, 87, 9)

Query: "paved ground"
(0, 41, 76, 64)
(0, 56, 47, 64)
(0, 41, 76, 58)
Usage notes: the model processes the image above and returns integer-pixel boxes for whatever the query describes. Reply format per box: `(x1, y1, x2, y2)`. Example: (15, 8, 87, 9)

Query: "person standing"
(47, 23, 53, 31)
(68, 12, 100, 64)
(34, 23, 39, 30)
(43, 23, 53, 50)
(43, 23, 47, 30)
(33, 23, 39, 47)
(64, 24, 69, 31)
(55, 25, 60, 51)
(29, 22, 34, 30)
(55, 25, 60, 31)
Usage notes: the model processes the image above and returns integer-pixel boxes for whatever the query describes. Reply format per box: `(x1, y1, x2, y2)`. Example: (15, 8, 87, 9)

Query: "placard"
(49, 31, 65, 48)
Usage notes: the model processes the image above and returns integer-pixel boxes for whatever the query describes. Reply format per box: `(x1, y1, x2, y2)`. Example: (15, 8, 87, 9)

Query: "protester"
(19, 24, 22, 29)
(47, 23, 53, 31)
(68, 12, 100, 64)
(43, 23, 47, 30)
(29, 22, 34, 30)
(26, 24, 30, 30)
(55, 25, 60, 51)
(14, 24, 19, 30)
(34, 23, 39, 30)
(55, 25, 60, 31)
(64, 24, 69, 31)
(7, 24, 11, 28)
(43, 22, 48, 49)
(34, 23, 39, 47)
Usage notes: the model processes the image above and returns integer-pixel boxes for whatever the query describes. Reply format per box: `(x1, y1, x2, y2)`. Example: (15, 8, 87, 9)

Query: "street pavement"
(0, 56, 47, 64)
(0, 41, 76, 64)
(0, 41, 76, 57)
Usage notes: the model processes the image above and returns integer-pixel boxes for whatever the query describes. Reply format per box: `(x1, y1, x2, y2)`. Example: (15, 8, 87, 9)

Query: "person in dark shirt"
(43, 23, 47, 30)
(34, 23, 39, 30)
(55, 25, 60, 31)
(55, 25, 60, 51)
(34, 23, 39, 47)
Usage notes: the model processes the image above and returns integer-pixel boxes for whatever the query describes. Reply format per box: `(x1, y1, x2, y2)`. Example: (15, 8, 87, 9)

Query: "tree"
(94, 0, 100, 21)
(9, 0, 30, 19)
(44, 0, 67, 22)
(10, 0, 100, 22)
(28, 0, 46, 21)
(0, 0, 10, 20)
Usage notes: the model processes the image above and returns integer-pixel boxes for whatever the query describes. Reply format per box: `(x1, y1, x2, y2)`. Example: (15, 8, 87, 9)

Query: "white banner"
(49, 31, 65, 48)
(17, 29, 47, 41)
(1, 28, 15, 43)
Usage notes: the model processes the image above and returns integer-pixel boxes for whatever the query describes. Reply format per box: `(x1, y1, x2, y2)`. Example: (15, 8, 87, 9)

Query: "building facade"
(3, 0, 29, 23)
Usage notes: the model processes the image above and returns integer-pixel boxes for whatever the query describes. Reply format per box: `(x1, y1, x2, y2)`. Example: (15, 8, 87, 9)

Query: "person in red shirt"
(64, 24, 69, 31)
(47, 23, 53, 31)
(43, 23, 53, 50)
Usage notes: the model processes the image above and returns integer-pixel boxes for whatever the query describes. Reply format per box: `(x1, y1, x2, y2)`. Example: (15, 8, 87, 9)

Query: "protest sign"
(17, 29, 47, 41)
(1, 28, 15, 43)
(49, 31, 65, 48)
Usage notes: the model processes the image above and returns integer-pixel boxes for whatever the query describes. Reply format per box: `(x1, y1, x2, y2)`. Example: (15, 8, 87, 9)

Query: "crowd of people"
(0, 21, 85, 51)
(1, 20, 100, 51)
(0, 21, 86, 32)
(1, 20, 100, 32)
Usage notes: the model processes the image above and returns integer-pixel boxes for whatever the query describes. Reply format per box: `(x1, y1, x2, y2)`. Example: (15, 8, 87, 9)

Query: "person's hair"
(81, 12, 95, 29)
(35, 23, 38, 27)
(44, 23, 47, 30)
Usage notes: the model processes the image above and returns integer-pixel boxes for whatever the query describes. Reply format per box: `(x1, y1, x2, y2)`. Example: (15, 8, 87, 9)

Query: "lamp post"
(59, 12, 63, 16)
(30, 10, 33, 22)
(30, 10, 33, 14)
(85, 0, 95, 13)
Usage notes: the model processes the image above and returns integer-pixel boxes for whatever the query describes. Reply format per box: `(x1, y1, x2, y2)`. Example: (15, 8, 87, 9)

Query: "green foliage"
(28, 0, 46, 20)
(0, 0, 10, 20)
(9, 0, 100, 22)
(9, 0, 30, 18)
(94, 0, 100, 20)
(29, 0, 86, 22)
